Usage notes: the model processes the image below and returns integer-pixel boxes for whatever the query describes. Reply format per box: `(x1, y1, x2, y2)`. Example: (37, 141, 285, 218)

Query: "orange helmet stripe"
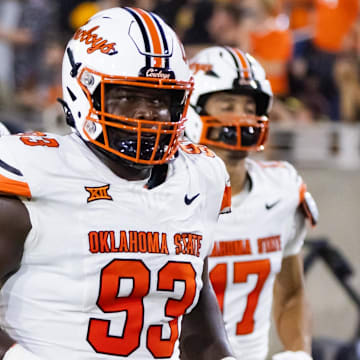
(133, 8, 163, 67)
(232, 48, 251, 79)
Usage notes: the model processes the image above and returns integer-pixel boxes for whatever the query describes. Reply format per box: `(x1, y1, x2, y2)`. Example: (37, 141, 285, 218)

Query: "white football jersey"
(0, 132, 230, 360)
(208, 158, 308, 360)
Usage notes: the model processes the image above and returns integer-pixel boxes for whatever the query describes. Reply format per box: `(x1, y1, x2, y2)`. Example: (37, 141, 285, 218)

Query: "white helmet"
(186, 46, 273, 151)
(61, 7, 193, 165)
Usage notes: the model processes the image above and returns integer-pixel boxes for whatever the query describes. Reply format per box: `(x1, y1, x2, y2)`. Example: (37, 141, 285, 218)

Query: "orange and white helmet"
(186, 46, 272, 151)
(61, 7, 193, 165)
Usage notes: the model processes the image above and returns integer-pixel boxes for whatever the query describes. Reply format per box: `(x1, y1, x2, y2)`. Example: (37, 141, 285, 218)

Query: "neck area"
(85, 142, 152, 181)
(211, 148, 248, 196)
(226, 158, 248, 196)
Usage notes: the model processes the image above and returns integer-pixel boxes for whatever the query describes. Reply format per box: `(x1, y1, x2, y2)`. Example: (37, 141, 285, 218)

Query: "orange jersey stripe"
(134, 8, 163, 67)
(299, 182, 307, 205)
(0, 174, 31, 198)
(233, 48, 250, 79)
(220, 185, 232, 213)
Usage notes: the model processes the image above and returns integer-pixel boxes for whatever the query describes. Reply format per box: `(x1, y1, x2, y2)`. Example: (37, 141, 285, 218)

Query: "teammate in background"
(0, 123, 10, 136)
(184, 46, 318, 360)
(0, 9, 235, 360)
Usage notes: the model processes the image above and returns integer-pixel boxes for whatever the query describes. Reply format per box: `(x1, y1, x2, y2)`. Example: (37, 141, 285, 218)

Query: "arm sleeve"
(281, 161, 310, 257)
(283, 207, 307, 257)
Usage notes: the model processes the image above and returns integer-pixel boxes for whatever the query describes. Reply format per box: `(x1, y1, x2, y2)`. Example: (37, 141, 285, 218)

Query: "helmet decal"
(125, 7, 172, 69)
(224, 47, 252, 80)
(66, 48, 81, 78)
(190, 63, 213, 75)
(73, 26, 118, 55)
(149, 11, 171, 67)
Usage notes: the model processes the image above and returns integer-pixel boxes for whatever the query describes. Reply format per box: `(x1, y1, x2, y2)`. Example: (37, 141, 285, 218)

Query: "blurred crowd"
(0, 0, 359, 133)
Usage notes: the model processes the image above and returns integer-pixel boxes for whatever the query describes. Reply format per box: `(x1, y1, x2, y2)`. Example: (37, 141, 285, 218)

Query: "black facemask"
(217, 125, 261, 147)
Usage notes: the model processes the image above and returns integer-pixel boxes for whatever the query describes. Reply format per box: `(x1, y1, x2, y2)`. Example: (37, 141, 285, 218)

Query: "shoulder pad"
(179, 141, 215, 158)
(300, 189, 318, 227)
(220, 179, 231, 215)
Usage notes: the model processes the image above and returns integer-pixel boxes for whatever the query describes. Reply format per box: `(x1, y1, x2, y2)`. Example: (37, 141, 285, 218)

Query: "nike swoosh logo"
(184, 193, 200, 205)
(265, 199, 281, 210)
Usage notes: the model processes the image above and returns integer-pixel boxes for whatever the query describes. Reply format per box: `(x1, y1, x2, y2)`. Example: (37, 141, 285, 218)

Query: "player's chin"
(109, 131, 171, 166)
(216, 149, 248, 163)
(227, 150, 248, 160)
(110, 131, 156, 145)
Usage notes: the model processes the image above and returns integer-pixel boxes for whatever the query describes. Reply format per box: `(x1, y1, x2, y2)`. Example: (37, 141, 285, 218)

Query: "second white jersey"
(208, 159, 307, 360)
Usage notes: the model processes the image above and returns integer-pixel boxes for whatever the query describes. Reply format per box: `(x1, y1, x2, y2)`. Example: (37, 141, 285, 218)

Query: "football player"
(184, 46, 319, 360)
(0, 9, 236, 360)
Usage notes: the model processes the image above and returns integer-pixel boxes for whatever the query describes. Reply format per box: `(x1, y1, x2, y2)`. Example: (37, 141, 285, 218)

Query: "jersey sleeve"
(213, 153, 231, 216)
(219, 174, 231, 215)
(183, 146, 232, 257)
(179, 141, 232, 216)
(299, 183, 319, 227)
(282, 161, 318, 257)
(207, 156, 231, 256)
(0, 136, 32, 198)
(282, 161, 318, 227)
(283, 207, 306, 257)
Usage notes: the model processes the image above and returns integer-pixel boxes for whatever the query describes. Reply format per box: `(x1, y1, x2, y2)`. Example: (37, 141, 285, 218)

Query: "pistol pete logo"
(73, 26, 117, 55)
(189, 63, 213, 75)
(85, 184, 113, 203)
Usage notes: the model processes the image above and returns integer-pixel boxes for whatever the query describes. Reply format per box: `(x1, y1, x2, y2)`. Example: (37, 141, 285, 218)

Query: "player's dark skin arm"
(180, 258, 234, 360)
(0, 196, 31, 359)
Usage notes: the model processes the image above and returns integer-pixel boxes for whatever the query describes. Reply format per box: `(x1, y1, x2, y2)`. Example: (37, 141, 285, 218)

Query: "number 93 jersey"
(208, 159, 314, 360)
(0, 132, 230, 360)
